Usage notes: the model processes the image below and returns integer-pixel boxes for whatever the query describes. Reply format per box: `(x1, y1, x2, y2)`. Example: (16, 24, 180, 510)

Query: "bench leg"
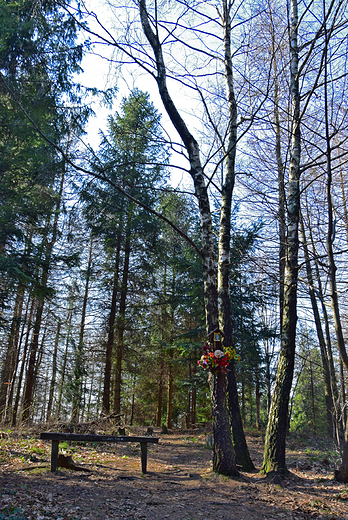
(140, 442, 147, 474)
(51, 440, 59, 472)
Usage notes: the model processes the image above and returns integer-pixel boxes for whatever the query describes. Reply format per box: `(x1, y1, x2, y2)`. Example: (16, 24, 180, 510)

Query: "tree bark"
(0, 284, 25, 422)
(210, 371, 237, 476)
(166, 348, 173, 429)
(262, 0, 300, 474)
(102, 229, 122, 415)
(113, 217, 132, 415)
(300, 211, 335, 437)
(218, 0, 254, 471)
(12, 297, 35, 426)
(139, 0, 237, 475)
(156, 354, 165, 427)
(46, 320, 61, 422)
(56, 306, 72, 419)
(72, 237, 93, 422)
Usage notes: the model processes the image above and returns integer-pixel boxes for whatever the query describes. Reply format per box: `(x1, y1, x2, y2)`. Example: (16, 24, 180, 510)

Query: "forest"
(1, 0, 348, 485)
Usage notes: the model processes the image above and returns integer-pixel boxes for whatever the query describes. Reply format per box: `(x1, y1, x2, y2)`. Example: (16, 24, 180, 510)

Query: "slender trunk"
(256, 378, 261, 431)
(191, 358, 197, 426)
(56, 307, 73, 419)
(249, 386, 253, 427)
(156, 353, 164, 427)
(130, 392, 135, 426)
(21, 297, 45, 422)
(31, 320, 48, 415)
(166, 348, 173, 429)
(265, 338, 272, 415)
(340, 358, 347, 430)
(72, 237, 93, 422)
(323, 2, 348, 482)
(307, 207, 339, 421)
(242, 380, 246, 429)
(339, 167, 348, 241)
(300, 211, 334, 436)
(309, 351, 317, 435)
(113, 219, 132, 415)
(271, 10, 286, 334)
(47, 320, 61, 421)
(0, 284, 25, 421)
(12, 298, 35, 426)
(103, 225, 123, 415)
(262, 0, 300, 474)
(87, 355, 95, 420)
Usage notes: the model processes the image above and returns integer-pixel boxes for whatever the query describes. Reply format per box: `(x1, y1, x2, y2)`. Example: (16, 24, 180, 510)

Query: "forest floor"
(1, 425, 348, 520)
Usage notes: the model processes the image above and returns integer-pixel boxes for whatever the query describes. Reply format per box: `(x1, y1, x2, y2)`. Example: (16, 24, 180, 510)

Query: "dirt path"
(1, 428, 348, 519)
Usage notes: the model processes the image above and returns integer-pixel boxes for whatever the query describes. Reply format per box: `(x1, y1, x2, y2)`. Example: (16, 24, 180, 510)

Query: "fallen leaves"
(1, 428, 348, 519)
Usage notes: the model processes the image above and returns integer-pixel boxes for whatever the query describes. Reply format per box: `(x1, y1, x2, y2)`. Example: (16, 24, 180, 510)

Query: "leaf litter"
(1, 427, 347, 519)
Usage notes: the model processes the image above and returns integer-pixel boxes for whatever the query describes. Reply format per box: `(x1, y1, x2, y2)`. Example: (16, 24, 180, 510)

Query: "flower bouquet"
(198, 342, 239, 374)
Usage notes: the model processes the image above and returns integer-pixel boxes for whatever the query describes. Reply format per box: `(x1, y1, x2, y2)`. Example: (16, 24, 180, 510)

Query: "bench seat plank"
(40, 432, 158, 443)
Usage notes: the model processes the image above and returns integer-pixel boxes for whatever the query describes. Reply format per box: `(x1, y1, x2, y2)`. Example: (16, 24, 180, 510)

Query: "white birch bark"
(139, 0, 237, 475)
(262, 0, 301, 474)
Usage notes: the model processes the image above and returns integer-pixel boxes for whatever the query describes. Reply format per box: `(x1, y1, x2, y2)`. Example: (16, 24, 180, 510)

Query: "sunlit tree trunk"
(139, 0, 237, 474)
(219, 0, 253, 471)
(262, 0, 300, 474)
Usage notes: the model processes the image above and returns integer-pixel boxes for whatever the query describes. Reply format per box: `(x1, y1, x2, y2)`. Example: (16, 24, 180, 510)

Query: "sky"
(77, 1, 199, 190)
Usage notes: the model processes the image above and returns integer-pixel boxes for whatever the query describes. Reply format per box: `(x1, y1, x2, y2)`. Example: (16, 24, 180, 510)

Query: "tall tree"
(84, 89, 169, 416)
(262, 0, 301, 474)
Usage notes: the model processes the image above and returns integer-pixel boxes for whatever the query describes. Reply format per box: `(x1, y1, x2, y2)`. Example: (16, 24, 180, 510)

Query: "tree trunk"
(309, 351, 317, 435)
(241, 380, 246, 429)
(156, 354, 165, 427)
(300, 211, 335, 437)
(256, 379, 261, 431)
(166, 348, 173, 429)
(21, 297, 45, 423)
(56, 306, 72, 419)
(0, 284, 25, 422)
(270, 9, 286, 335)
(47, 320, 61, 421)
(72, 237, 93, 422)
(322, 3, 348, 481)
(340, 358, 347, 431)
(113, 219, 132, 416)
(210, 371, 237, 475)
(102, 229, 122, 415)
(306, 209, 340, 431)
(12, 297, 35, 426)
(139, 0, 237, 474)
(262, 0, 300, 475)
(218, 0, 253, 471)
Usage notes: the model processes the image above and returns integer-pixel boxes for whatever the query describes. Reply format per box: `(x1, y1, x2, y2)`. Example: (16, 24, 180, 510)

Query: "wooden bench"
(40, 432, 159, 474)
